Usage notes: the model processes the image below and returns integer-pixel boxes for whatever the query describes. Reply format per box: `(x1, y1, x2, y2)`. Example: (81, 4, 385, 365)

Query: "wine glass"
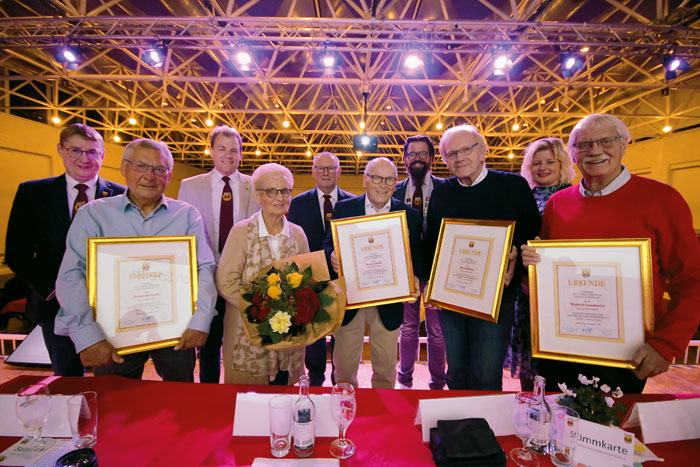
(329, 383, 356, 459)
(15, 383, 51, 449)
(510, 391, 546, 467)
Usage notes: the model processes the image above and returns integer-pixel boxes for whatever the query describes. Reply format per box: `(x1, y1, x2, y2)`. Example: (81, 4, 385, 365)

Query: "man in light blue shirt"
(55, 138, 216, 382)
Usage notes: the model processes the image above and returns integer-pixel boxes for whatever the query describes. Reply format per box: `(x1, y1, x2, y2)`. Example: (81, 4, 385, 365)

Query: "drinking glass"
(329, 383, 356, 459)
(550, 405, 580, 466)
(510, 391, 546, 467)
(67, 391, 99, 448)
(268, 395, 293, 457)
(15, 383, 51, 448)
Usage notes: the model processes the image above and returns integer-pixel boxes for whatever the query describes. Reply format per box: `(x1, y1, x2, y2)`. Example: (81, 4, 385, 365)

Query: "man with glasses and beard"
(425, 124, 540, 390)
(394, 135, 446, 390)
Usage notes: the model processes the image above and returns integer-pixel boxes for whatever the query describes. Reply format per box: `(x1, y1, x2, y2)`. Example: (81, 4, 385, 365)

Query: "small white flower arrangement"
(557, 374, 626, 426)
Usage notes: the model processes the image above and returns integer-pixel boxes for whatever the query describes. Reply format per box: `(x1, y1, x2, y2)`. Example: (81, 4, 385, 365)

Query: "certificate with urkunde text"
(331, 212, 415, 309)
(87, 236, 198, 355)
(426, 219, 514, 322)
(529, 239, 654, 368)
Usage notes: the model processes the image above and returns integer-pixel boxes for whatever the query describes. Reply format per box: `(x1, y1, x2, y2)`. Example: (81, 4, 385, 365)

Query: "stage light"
(56, 46, 80, 68)
(359, 121, 366, 129)
(306, 150, 312, 157)
(51, 116, 61, 124)
(353, 134, 378, 152)
(512, 123, 520, 131)
(357, 151, 362, 157)
(561, 53, 584, 77)
(113, 135, 121, 142)
(143, 46, 165, 68)
(128, 117, 137, 125)
(492, 54, 512, 76)
(580, 46, 590, 53)
(508, 153, 514, 159)
(436, 122, 443, 130)
(663, 125, 672, 133)
(205, 118, 213, 127)
(539, 99, 546, 104)
(404, 51, 423, 70)
(255, 149, 261, 156)
(235, 46, 252, 71)
(283, 120, 290, 128)
(319, 47, 339, 70)
(386, 104, 392, 110)
(664, 56, 690, 80)
(204, 149, 211, 155)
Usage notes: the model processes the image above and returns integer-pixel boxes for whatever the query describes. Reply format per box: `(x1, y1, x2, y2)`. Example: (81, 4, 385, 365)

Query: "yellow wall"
(2, 113, 699, 256)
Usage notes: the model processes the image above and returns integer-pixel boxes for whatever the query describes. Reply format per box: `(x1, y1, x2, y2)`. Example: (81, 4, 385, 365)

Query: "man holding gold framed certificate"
(522, 114, 700, 393)
(55, 138, 217, 382)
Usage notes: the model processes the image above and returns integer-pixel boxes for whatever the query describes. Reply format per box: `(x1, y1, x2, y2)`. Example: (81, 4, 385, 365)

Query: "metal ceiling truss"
(1, 2, 699, 175)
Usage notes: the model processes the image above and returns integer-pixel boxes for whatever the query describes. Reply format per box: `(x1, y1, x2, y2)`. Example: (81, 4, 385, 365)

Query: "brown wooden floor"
(2, 357, 699, 394)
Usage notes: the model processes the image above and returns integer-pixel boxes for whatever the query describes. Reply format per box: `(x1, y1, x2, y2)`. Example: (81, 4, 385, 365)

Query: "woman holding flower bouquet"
(216, 163, 309, 385)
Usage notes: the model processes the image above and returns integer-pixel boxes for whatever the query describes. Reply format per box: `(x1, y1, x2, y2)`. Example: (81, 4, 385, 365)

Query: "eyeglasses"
(213, 146, 240, 155)
(572, 135, 622, 152)
(123, 159, 171, 176)
(405, 150, 430, 160)
(366, 174, 397, 186)
(62, 146, 103, 160)
(313, 165, 339, 174)
(257, 188, 292, 199)
(443, 142, 480, 161)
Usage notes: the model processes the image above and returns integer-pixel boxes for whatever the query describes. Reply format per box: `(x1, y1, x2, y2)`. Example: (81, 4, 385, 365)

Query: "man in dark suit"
(288, 151, 353, 386)
(323, 157, 423, 389)
(5, 123, 125, 376)
(393, 135, 447, 390)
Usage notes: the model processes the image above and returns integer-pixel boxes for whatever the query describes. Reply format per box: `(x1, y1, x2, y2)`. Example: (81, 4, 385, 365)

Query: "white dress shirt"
(457, 165, 488, 187)
(257, 211, 293, 260)
(579, 165, 631, 197)
(364, 196, 392, 215)
(316, 186, 339, 229)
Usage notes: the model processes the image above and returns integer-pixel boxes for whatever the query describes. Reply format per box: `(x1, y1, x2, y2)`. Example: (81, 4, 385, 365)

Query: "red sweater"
(542, 175, 700, 361)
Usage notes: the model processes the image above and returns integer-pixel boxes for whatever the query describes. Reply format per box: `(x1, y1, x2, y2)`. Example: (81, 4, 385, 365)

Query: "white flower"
(612, 387, 624, 398)
(558, 382, 568, 392)
(601, 384, 611, 393)
(592, 376, 600, 388)
(605, 396, 615, 408)
(269, 311, 292, 334)
(578, 374, 588, 384)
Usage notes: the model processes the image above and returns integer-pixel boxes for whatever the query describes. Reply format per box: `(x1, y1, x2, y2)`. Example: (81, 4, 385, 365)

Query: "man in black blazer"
(323, 157, 423, 389)
(5, 123, 125, 376)
(288, 151, 353, 386)
(393, 135, 447, 390)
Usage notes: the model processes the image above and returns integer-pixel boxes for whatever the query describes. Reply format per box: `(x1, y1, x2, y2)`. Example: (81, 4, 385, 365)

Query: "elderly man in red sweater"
(522, 113, 700, 393)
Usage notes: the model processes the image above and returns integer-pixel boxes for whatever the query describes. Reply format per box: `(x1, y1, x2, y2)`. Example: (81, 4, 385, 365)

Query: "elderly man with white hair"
(425, 124, 541, 391)
(522, 113, 700, 393)
(55, 138, 217, 382)
(323, 157, 423, 389)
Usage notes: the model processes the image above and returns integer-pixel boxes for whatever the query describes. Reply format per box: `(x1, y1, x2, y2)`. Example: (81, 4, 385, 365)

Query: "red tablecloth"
(1, 375, 698, 466)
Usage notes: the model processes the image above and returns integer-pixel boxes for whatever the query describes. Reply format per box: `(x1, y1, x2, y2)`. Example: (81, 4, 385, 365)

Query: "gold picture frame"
(86, 235, 198, 355)
(331, 211, 416, 309)
(426, 218, 515, 322)
(529, 238, 654, 369)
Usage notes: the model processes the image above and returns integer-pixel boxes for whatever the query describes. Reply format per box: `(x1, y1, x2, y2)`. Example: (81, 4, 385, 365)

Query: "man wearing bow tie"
(5, 123, 125, 376)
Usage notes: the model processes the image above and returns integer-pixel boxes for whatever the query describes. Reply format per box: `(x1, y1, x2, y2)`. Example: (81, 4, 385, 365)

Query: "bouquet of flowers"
(240, 251, 345, 350)
(557, 374, 626, 426)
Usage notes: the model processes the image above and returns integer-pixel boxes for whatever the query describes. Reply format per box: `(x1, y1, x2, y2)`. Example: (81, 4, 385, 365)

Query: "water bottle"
(293, 375, 315, 457)
(530, 375, 552, 454)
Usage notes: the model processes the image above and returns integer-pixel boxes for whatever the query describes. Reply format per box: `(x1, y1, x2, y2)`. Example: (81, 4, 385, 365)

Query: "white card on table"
(232, 393, 337, 437)
(574, 419, 635, 467)
(418, 393, 516, 442)
(622, 397, 700, 443)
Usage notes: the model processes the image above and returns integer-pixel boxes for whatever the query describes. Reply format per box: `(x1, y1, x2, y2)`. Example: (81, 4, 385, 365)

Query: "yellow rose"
(269, 311, 292, 334)
(267, 285, 282, 300)
(286, 272, 303, 288)
(267, 273, 280, 286)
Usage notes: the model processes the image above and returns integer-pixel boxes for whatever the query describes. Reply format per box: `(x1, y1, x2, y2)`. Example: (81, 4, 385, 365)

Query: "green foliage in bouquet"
(242, 261, 334, 345)
(557, 374, 626, 426)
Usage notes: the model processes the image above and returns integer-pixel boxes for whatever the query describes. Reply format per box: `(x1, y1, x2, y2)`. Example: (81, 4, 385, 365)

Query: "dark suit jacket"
(5, 175, 125, 323)
(287, 186, 354, 274)
(393, 173, 445, 206)
(322, 194, 423, 331)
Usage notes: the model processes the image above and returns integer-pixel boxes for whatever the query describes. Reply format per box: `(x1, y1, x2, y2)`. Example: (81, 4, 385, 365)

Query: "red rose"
(252, 292, 264, 307)
(293, 287, 320, 324)
(252, 304, 272, 321)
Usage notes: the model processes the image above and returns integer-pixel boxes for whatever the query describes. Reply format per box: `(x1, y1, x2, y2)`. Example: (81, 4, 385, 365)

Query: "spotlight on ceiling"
(492, 54, 512, 76)
(352, 134, 378, 153)
(404, 51, 424, 70)
(319, 46, 339, 70)
(56, 46, 80, 68)
(143, 46, 166, 68)
(663, 56, 689, 80)
(561, 53, 584, 77)
(234, 46, 253, 71)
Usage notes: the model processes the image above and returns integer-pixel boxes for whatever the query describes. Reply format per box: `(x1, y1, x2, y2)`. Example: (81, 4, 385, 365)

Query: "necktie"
(323, 194, 333, 231)
(219, 176, 234, 253)
(72, 183, 88, 220)
(412, 183, 424, 224)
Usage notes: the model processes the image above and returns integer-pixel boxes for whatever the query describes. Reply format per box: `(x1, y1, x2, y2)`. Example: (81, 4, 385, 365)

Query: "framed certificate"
(86, 236, 198, 355)
(529, 238, 654, 369)
(331, 211, 416, 309)
(426, 218, 515, 322)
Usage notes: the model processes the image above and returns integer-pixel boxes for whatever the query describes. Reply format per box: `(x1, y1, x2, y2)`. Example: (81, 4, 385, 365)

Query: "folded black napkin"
(429, 418, 506, 467)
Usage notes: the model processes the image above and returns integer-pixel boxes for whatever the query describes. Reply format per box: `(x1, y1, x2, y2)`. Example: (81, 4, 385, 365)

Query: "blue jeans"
(40, 321, 84, 376)
(94, 346, 196, 382)
(198, 296, 226, 383)
(438, 289, 516, 390)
